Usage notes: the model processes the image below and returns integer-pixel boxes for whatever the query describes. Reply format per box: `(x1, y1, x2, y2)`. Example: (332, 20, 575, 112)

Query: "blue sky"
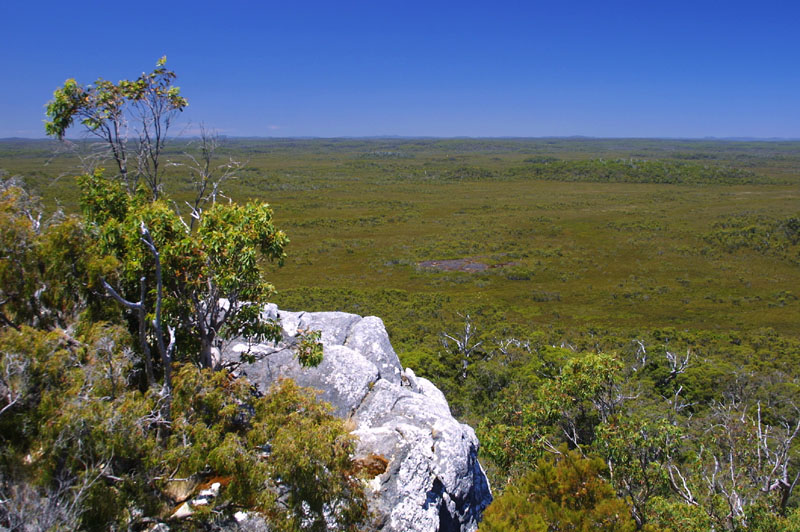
(2, 0, 799, 138)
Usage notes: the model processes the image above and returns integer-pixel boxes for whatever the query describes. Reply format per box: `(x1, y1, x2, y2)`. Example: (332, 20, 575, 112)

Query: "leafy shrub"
(481, 450, 637, 532)
(0, 324, 368, 530)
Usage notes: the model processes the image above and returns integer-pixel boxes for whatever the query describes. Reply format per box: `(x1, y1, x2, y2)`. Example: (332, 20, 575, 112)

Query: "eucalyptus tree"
(45, 56, 187, 199)
(44, 60, 316, 395)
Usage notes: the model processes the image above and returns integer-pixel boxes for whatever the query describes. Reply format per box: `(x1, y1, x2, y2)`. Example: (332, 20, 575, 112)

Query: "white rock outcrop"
(226, 304, 492, 532)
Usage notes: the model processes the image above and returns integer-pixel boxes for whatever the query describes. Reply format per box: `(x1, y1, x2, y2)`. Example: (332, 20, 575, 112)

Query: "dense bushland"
(469, 325, 800, 530)
(0, 174, 368, 529)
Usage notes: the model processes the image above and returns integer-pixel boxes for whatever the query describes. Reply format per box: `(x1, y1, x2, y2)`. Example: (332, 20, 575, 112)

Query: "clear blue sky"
(2, 0, 799, 138)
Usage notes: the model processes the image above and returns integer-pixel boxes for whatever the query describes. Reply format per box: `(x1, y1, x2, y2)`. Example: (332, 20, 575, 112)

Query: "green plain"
(2, 137, 798, 349)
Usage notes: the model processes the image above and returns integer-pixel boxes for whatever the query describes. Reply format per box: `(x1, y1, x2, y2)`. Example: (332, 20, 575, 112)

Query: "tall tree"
(45, 56, 187, 198)
(44, 60, 309, 394)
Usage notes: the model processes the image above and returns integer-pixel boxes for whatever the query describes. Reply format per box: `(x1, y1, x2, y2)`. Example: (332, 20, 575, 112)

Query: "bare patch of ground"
(417, 258, 518, 272)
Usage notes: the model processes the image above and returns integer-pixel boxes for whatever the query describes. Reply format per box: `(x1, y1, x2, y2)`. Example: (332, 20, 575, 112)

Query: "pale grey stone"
(235, 343, 378, 418)
(351, 379, 489, 531)
(345, 316, 404, 384)
(296, 311, 361, 345)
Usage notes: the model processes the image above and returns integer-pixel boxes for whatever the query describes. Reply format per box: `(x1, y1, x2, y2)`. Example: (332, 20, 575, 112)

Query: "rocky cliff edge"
(224, 304, 492, 532)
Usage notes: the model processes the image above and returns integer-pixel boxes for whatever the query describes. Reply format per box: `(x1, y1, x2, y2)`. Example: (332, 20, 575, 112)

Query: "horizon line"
(3, 135, 800, 142)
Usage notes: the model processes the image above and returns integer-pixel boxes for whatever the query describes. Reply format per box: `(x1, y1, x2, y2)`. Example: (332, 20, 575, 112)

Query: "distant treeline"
(506, 158, 769, 184)
(2, 138, 798, 193)
(419, 158, 773, 184)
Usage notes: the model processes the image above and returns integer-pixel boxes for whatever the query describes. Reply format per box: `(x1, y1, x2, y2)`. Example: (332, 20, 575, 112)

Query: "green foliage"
(78, 169, 288, 372)
(45, 57, 188, 198)
(596, 418, 680, 526)
(646, 497, 713, 532)
(252, 379, 369, 530)
(507, 157, 766, 184)
(0, 180, 42, 327)
(479, 349, 626, 479)
(77, 169, 130, 224)
(704, 212, 800, 265)
(295, 330, 324, 367)
(476, 332, 800, 530)
(45, 56, 187, 141)
(0, 175, 92, 329)
(43, 79, 85, 140)
(481, 450, 638, 532)
(0, 324, 367, 530)
(166, 368, 367, 530)
(0, 324, 158, 529)
(478, 388, 548, 478)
